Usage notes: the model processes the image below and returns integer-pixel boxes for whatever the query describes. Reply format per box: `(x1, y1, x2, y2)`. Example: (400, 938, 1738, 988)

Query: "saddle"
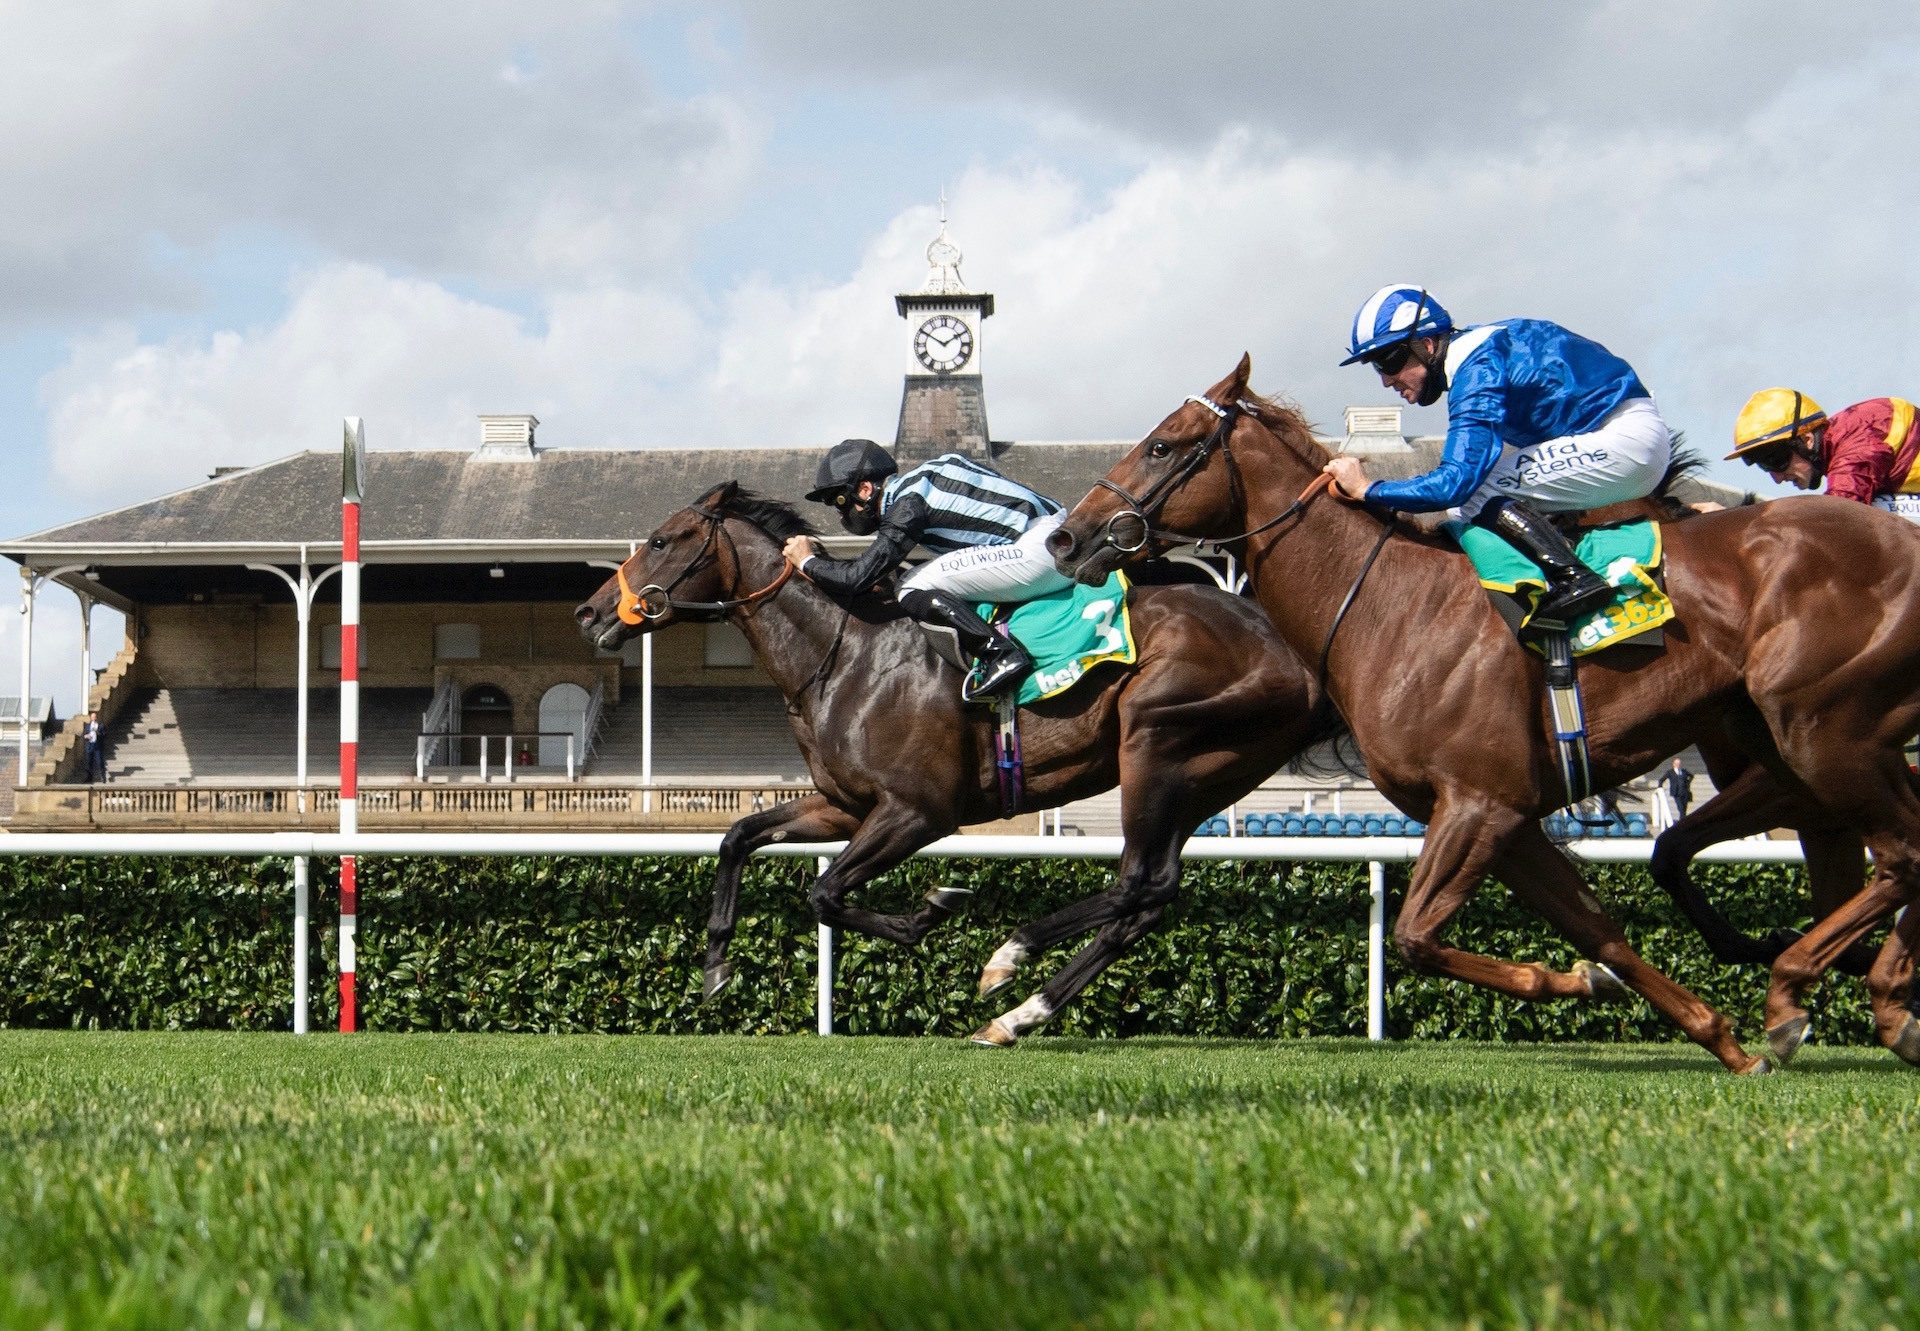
(1449, 516, 1672, 813)
(916, 571, 1137, 817)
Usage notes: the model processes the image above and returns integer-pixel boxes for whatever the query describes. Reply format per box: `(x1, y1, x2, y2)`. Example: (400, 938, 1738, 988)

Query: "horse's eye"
(649, 536, 667, 551)
(1148, 440, 1172, 460)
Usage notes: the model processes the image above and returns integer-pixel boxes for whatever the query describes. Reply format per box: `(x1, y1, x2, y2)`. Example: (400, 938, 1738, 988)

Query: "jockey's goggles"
(1744, 441, 1799, 473)
(1367, 342, 1414, 376)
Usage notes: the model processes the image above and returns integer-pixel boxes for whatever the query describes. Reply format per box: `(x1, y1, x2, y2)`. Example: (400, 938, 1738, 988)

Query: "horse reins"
(1090, 389, 1396, 694)
(1091, 396, 1334, 556)
(615, 505, 796, 625)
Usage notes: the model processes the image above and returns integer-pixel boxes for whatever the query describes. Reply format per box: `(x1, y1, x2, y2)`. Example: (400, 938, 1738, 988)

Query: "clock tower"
(893, 200, 995, 464)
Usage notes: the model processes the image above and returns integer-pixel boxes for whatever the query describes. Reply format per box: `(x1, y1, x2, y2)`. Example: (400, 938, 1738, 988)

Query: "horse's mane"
(697, 482, 822, 541)
(1238, 390, 1329, 464)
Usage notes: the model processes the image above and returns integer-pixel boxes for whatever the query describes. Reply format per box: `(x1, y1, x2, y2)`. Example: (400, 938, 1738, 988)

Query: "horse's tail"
(1653, 435, 1759, 514)
(1284, 697, 1366, 783)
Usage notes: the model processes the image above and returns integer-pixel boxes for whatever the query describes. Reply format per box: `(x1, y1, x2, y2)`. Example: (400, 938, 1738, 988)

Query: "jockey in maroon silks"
(1727, 388, 1920, 516)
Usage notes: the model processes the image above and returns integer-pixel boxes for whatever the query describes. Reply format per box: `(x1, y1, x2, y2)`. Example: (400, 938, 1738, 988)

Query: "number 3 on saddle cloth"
(921, 571, 1139, 819)
(1445, 518, 1673, 813)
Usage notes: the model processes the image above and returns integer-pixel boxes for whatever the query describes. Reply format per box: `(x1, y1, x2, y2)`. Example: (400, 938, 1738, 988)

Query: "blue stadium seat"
(1362, 816, 1384, 836)
(1303, 815, 1324, 835)
(1406, 819, 1425, 835)
(1627, 814, 1649, 837)
(1282, 814, 1306, 835)
(1382, 815, 1405, 835)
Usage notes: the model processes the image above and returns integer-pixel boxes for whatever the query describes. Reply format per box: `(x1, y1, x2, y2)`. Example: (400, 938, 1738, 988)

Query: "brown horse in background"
(575, 481, 1344, 1046)
(1050, 356, 1920, 1073)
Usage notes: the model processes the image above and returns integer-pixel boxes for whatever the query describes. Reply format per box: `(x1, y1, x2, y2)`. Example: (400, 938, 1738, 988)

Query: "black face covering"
(1413, 334, 1450, 407)
(839, 494, 881, 536)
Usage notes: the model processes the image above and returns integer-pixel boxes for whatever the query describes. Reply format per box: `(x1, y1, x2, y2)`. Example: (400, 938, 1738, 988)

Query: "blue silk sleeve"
(1364, 345, 1510, 513)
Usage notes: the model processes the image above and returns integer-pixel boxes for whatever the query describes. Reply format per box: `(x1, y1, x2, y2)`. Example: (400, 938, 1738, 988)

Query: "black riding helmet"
(806, 439, 899, 504)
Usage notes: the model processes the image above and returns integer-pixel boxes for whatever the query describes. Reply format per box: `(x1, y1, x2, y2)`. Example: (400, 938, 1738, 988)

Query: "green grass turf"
(0, 1032, 1912, 1329)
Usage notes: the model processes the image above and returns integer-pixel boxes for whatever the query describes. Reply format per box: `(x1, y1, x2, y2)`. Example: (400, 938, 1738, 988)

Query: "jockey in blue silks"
(1323, 285, 1672, 626)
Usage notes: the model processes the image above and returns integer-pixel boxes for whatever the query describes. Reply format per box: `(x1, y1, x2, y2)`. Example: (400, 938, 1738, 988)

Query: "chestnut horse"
(574, 481, 1343, 1046)
(1050, 356, 1920, 1074)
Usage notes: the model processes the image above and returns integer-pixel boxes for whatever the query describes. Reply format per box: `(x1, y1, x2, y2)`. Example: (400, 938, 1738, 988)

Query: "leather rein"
(1088, 391, 1397, 694)
(616, 504, 796, 625)
(1090, 395, 1333, 556)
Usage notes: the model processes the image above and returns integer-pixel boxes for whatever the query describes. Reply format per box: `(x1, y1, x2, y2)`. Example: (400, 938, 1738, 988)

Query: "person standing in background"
(83, 711, 105, 783)
(1660, 757, 1693, 818)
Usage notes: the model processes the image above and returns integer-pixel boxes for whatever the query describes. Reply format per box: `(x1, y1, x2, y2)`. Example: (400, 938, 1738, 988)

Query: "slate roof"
(4, 432, 1742, 559)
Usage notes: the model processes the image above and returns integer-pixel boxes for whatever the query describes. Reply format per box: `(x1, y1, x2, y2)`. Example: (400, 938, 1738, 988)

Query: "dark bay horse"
(1049, 356, 1920, 1074)
(574, 481, 1344, 1046)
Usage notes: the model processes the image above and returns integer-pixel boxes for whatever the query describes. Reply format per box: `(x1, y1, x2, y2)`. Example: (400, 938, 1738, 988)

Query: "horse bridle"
(615, 504, 796, 625)
(1091, 389, 1395, 695)
(1090, 394, 1331, 555)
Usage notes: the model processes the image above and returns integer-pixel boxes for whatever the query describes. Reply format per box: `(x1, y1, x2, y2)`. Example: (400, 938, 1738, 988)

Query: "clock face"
(914, 314, 973, 374)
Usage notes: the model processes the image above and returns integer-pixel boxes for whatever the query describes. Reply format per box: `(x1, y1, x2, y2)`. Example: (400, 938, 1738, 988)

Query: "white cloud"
(36, 13, 1920, 506)
(0, 3, 760, 324)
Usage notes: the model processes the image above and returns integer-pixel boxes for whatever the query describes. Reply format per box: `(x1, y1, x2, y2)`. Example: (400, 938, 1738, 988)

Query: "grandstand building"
(1, 219, 1733, 833)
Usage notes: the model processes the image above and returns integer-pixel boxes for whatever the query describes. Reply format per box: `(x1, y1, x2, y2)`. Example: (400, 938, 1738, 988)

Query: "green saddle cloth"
(978, 571, 1138, 705)
(1444, 518, 1673, 655)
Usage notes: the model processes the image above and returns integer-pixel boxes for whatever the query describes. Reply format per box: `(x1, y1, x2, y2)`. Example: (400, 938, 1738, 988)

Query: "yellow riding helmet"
(1727, 388, 1827, 461)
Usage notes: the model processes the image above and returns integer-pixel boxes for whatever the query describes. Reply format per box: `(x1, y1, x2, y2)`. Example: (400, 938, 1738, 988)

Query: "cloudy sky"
(5, 2, 1918, 707)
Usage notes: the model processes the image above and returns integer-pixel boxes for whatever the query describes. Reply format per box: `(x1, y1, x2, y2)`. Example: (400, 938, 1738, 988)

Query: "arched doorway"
(459, 683, 513, 768)
(538, 683, 590, 771)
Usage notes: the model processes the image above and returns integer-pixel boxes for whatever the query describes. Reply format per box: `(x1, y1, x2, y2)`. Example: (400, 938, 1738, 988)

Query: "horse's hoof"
(1575, 959, 1629, 1000)
(978, 965, 1016, 999)
(1738, 1054, 1773, 1077)
(925, 886, 974, 913)
(969, 1018, 1017, 1049)
(1889, 1014, 1920, 1066)
(1766, 1014, 1812, 1066)
(702, 963, 735, 1001)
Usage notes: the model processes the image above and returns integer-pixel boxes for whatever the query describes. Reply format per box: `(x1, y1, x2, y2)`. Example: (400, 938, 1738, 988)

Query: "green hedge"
(0, 854, 1880, 1043)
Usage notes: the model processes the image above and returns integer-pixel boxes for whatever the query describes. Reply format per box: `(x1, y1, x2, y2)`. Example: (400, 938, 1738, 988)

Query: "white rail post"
(816, 854, 834, 1036)
(292, 855, 310, 1033)
(1368, 859, 1387, 1040)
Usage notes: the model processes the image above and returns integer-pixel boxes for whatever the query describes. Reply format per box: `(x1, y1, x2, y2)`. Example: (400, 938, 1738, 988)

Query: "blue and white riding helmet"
(1340, 285, 1454, 366)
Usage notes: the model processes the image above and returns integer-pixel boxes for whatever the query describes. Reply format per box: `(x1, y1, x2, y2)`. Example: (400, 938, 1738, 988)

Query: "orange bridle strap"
(615, 551, 795, 626)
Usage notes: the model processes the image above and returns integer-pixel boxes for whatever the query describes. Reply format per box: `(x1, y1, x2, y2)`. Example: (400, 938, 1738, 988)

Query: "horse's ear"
(695, 479, 740, 511)
(1203, 353, 1252, 406)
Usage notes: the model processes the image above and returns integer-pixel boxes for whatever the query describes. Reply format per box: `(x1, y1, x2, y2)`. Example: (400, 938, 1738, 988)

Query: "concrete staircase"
(103, 687, 434, 784)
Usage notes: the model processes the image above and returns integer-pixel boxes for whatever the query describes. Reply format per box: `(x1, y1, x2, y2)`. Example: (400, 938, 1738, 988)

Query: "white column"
(1368, 859, 1387, 1040)
(17, 570, 34, 786)
(641, 633, 654, 813)
(292, 856, 309, 1034)
(295, 551, 310, 816)
(77, 594, 93, 713)
(816, 855, 834, 1036)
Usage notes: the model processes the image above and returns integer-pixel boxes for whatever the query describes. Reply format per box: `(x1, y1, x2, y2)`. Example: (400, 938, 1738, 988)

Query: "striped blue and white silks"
(1364, 319, 1665, 516)
(900, 512, 1075, 602)
(1341, 285, 1454, 365)
(881, 453, 1063, 553)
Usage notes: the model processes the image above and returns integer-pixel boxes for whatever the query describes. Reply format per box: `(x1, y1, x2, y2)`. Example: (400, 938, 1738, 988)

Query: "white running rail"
(0, 833, 1808, 1038)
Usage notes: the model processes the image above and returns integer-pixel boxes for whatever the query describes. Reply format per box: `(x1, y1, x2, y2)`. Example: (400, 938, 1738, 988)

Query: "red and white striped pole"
(339, 418, 366, 1032)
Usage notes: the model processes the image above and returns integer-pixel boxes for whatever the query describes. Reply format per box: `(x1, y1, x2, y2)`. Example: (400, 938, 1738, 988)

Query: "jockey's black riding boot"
(899, 588, 1034, 696)
(1477, 497, 1616, 626)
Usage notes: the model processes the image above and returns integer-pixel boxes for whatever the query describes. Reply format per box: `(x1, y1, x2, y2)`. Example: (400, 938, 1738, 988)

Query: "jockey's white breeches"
(1454, 397, 1673, 521)
(900, 513, 1076, 602)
